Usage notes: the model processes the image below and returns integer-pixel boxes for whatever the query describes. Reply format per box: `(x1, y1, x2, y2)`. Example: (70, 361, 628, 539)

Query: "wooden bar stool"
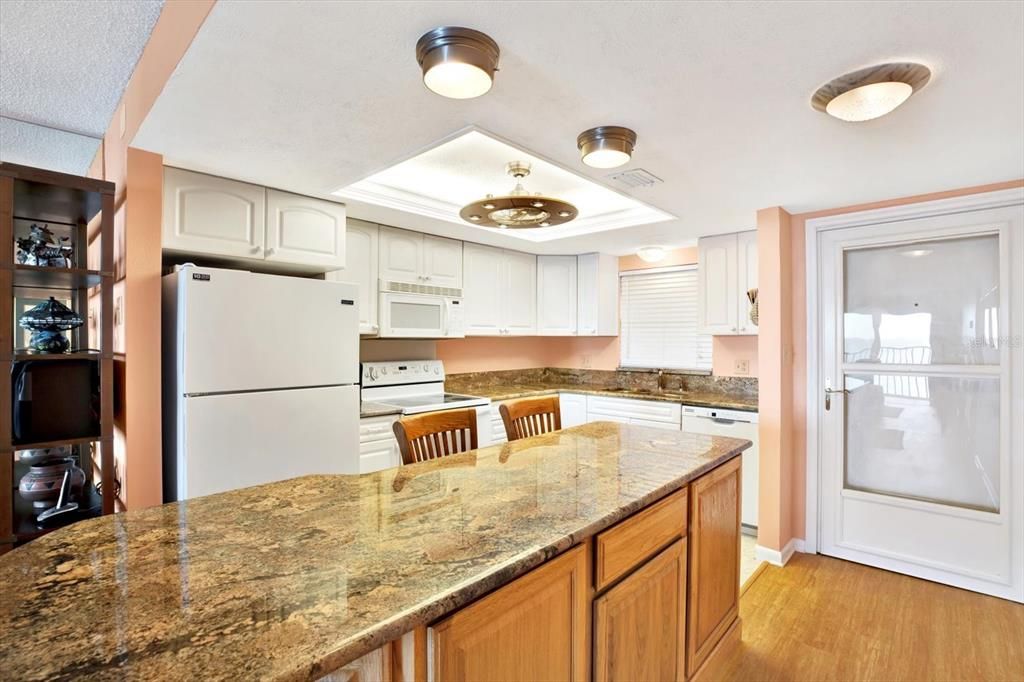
(392, 408, 479, 465)
(499, 395, 562, 441)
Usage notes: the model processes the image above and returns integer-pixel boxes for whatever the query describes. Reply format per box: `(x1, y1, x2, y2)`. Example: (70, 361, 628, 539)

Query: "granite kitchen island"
(0, 422, 751, 681)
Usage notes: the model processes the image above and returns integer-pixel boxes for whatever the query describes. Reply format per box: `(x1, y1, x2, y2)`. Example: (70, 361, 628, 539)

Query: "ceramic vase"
(18, 458, 86, 509)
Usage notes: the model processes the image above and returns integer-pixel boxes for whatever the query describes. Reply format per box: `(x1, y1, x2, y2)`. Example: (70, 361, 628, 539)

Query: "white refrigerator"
(162, 265, 360, 501)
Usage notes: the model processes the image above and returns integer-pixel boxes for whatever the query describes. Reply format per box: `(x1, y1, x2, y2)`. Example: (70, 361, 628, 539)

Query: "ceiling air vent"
(607, 168, 663, 189)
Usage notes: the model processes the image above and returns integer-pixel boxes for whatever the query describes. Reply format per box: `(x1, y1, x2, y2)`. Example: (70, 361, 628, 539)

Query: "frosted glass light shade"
(423, 62, 493, 99)
(636, 246, 666, 263)
(825, 81, 914, 122)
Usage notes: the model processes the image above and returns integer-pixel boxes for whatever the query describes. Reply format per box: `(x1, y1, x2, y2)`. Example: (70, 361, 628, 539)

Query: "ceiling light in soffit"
(416, 26, 500, 99)
(460, 162, 577, 228)
(577, 126, 637, 168)
(812, 63, 931, 122)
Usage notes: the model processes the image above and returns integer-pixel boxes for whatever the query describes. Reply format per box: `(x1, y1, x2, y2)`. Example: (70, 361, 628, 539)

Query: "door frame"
(803, 186, 1024, 561)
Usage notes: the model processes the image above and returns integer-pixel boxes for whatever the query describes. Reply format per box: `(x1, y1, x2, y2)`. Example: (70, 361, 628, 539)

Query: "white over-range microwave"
(378, 280, 466, 338)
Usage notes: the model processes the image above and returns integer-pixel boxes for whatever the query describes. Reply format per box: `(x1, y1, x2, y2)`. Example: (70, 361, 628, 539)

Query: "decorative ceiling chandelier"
(459, 162, 577, 229)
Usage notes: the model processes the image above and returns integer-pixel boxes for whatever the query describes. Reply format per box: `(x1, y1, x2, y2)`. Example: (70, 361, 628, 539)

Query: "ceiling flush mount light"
(416, 26, 500, 99)
(812, 62, 931, 122)
(636, 246, 666, 263)
(577, 126, 637, 168)
(459, 161, 577, 229)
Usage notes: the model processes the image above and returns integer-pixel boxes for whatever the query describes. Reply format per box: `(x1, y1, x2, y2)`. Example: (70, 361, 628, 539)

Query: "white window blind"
(619, 266, 712, 370)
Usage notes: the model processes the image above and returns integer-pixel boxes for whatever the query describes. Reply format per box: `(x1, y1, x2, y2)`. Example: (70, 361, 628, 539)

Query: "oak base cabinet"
(594, 538, 687, 682)
(430, 544, 588, 682)
(687, 456, 742, 677)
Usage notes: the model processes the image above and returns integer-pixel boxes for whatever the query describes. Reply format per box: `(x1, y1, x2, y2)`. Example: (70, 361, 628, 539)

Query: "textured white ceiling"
(134, 1, 1024, 255)
(0, 0, 163, 172)
(0, 117, 100, 175)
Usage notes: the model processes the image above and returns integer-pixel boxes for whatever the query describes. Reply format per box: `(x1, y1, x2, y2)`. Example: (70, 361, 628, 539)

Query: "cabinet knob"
(266, 247, 276, 256)
(250, 246, 262, 254)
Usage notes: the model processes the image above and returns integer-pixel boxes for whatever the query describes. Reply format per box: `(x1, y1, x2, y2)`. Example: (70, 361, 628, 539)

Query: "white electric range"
(359, 360, 491, 472)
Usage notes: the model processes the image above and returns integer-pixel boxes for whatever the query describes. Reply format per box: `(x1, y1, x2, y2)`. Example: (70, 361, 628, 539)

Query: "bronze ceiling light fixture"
(415, 26, 500, 99)
(577, 126, 637, 168)
(812, 63, 931, 122)
(460, 162, 577, 229)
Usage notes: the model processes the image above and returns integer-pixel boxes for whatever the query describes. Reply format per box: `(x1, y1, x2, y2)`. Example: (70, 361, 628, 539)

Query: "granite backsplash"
(448, 367, 757, 397)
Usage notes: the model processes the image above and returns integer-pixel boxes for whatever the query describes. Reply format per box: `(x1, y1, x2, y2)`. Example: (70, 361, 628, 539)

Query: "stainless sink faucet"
(658, 369, 666, 391)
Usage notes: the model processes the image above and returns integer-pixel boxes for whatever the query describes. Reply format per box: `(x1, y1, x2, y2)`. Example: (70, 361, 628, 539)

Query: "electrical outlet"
(581, 354, 593, 369)
(734, 359, 750, 375)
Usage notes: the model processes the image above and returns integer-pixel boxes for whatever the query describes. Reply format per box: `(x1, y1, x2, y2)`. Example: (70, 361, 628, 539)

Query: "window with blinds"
(619, 265, 712, 370)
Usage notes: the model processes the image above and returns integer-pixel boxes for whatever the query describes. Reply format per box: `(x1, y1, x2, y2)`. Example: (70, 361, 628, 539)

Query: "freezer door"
(174, 384, 359, 500)
(176, 267, 359, 394)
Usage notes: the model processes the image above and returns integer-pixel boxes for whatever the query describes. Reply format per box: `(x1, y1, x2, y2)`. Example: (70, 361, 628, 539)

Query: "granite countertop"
(446, 381, 759, 412)
(359, 400, 402, 418)
(0, 423, 750, 682)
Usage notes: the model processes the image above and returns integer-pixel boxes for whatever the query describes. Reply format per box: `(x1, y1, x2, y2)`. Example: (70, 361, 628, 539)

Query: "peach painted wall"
(783, 179, 1024, 544)
(755, 208, 794, 552)
(88, 0, 215, 510)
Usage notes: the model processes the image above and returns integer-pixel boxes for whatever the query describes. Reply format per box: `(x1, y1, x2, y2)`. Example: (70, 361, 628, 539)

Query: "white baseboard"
(755, 537, 803, 567)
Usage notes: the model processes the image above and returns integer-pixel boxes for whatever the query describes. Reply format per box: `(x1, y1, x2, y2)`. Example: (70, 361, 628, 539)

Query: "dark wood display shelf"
(12, 349, 105, 362)
(12, 483, 103, 543)
(0, 161, 112, 225)
(11, 435, 103, 452)
(9, 264, 105, 289)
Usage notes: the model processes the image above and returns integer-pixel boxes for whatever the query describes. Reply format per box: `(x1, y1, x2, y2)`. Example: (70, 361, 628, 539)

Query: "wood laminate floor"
(704, 553, 1024, 682)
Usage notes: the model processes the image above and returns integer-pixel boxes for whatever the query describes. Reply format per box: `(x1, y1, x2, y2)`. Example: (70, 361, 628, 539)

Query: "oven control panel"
(361, 360, 444, 387)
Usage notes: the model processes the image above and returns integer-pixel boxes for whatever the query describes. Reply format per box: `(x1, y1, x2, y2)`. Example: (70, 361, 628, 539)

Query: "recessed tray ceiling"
(333, 129, 673, 242)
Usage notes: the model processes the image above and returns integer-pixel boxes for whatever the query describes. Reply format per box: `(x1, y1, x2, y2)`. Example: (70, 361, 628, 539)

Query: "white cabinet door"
(326, 218, 378, 335)
(265, 189, 346, 269)
(422, 235, 463, 288)
(698, 233, 738, 334)
(490, 404, 508, 444)
(359, 414, 400, 473)
(537, 255, 577, 335)
(559, 393, 587, 428)
(162, 166, 266, 259)
(736, 230, 758, 335)
(502, 250, 537, 335)
(463, 242, 504, 335)
(577, 253, 619, 336)
(379, 226, 423, 284)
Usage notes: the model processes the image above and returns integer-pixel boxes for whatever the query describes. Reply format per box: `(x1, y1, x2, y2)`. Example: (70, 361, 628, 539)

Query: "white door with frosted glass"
(818, 207, 1023, 602)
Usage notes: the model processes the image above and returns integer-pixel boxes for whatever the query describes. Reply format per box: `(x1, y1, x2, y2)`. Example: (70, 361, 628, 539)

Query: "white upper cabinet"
(379, 226, 423, 283)
(463, 243, 504, 335)
(698, 230, 756, 335)
(422, 235, 464, 288)
(265, 189, 345, 269)
(379, 226, 463, 288)
(325, 219, 378, 335)
(537, 256, 577, 335)
(736, 230, 759, 334)
(162, 167, 347, 271)
(463, 243, 536, 336)
(163, 167, 266, 259)
(577, 253, 619, 336)
(502, 250, 537, 335)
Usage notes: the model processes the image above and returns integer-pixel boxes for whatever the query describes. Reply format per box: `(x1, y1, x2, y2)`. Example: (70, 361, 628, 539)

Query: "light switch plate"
(734, 359, 750, 375)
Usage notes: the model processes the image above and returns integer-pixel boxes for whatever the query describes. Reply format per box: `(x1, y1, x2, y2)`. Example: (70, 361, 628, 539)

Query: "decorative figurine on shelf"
(17, 297, 84, 353)
(15, 223, 74, 267)
(747, 288, 759, 326)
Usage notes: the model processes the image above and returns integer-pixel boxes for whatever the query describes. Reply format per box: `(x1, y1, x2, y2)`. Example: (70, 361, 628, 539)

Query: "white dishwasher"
(682, 406, 759, 532)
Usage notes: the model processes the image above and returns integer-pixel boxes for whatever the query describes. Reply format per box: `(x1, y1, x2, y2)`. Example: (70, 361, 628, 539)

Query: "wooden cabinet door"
(422, 235, 463, 288)
(379, 226, 423, 284)
(431, 544, 588, 682)
(327, 219, 378, 334)
(502, 250, 537, 335)
(537, 255, 578, 335)
(162, 166, 266, 259)
(265, 189, 346, 268)
(462, 242, 503, 335)
(736, 230, 758, 335)
(687, 456, 741, 677)
(697, 233, 738, 335)
(594, 539, 687, 682)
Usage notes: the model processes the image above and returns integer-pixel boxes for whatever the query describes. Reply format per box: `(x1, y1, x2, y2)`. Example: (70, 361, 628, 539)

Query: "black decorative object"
(15, 223, 74, 267)
(17, 297, 84, 353)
